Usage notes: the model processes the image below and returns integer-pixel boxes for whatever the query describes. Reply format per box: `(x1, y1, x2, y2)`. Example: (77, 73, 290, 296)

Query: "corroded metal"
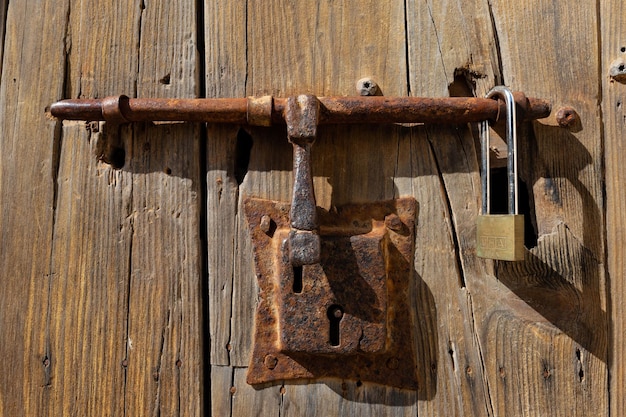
(101, 95, 130, 123)
(244, 197, 419, 390)
(50, 93, 551, 125)
(286, 95, 319, 231)
(555, 106, 581, 129)
(247, 96, 274, 126)
(286, 95, 321, 266)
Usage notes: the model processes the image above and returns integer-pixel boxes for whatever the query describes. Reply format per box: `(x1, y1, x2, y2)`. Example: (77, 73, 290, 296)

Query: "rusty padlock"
(476, 86, 525, 261)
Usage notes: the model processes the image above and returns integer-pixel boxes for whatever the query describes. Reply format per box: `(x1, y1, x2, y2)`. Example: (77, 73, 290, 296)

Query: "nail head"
(260, 215, 272, 234)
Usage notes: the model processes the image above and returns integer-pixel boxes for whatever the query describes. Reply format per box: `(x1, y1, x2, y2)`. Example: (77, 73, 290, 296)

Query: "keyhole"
(292, 266, 303, 293)
(327, 305, 344, 346)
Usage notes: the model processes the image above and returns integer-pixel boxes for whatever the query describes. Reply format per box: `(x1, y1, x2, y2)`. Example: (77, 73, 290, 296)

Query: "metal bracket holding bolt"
(50, 84, 551, 389)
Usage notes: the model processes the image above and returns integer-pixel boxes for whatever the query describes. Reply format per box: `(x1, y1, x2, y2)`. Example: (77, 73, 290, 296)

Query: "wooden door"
(0, 0, 623, 416)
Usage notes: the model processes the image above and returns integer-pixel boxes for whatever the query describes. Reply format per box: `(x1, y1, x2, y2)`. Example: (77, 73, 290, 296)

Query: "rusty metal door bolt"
(50, 93, 550, 126)
(50, 91, 551, 389)
(51, 92, 549, 268)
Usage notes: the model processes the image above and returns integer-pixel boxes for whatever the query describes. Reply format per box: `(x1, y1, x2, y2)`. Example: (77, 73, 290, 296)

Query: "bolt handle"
(286, 95, 321, 266)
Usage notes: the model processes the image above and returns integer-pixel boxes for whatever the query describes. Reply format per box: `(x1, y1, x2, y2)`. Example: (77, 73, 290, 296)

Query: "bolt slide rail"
(50, 93, 550, 126)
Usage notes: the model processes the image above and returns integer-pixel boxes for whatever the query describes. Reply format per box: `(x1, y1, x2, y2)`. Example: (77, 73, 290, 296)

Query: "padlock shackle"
(481, 117, 491, 214)
(481, 86, 519, 216)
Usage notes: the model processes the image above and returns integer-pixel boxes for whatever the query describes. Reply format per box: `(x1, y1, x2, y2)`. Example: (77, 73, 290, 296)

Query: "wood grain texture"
(405, 2, 499, 415)
(406, 0, 607, 416)
(205, 0, 415, 413)
(282, 380, 415, 417)
(42, 0, 202, 415)
(488, 2, 607, 415)
(204, 0, 247, 366)
(0, 0, 69, 415)
(126, 2, 203, 415)
(0, 0, 617, 416)
(231, 368, 282, 416)
(44, 2, 141, 415)
(601, 2, 626, 416)
(210, 365, 234, 416)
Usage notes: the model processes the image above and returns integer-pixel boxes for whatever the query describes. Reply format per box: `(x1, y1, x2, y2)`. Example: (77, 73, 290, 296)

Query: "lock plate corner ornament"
(244, 197, 419, 390)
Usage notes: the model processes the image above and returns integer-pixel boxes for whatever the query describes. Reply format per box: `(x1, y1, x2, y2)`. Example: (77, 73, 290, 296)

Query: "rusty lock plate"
(244, 196, 419, 390)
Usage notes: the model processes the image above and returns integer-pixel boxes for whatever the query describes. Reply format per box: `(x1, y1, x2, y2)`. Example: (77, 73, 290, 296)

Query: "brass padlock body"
(477, 214, 524, 261)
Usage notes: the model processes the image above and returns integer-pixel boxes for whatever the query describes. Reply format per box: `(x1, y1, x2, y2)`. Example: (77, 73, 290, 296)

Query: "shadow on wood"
(496, 123, 607, 363)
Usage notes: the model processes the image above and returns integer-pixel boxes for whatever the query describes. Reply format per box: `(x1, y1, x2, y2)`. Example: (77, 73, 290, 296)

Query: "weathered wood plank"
(0, 0, 69, 415)
(487, 2, 607, 416)
(47, 1, 140, 415)
(204, 0, 247, 366)
(123, 119, 203, 417)
(48, 0, 203, 415)
(231, 368, 282, 416)
(49, 123, 132, 417)
(601, 2, 626, 416)
(406, 1, 607, 416)
(282, 380, 416, 417)
(405, 1, 497, 415)
(210, 365, 234, 416)
(407, 1, 607, 416)
(401, 126, 493, 416)
(123, 1, 203, 415)
(407, 0, 500, 96)
(206, 0, 414, 413)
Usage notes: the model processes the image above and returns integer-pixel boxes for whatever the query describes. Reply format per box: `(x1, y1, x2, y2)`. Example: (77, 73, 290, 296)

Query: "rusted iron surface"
(244, 197, 419, 390)
(247, 96, 274, 126)
(286, 95, 319, 232)
(556, 106, 582, 130)
(50, 93, 551, 125)
(279, 230, 389, 355)
(288, 144, 316, 230)
(286, 95, 321, 266)
(50, 96, 250, 124)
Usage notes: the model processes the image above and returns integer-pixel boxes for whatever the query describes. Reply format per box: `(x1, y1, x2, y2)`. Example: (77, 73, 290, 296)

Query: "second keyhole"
(327, 305, 344, 346)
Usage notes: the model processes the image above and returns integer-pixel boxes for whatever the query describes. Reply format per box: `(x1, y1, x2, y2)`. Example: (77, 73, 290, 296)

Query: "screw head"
(264, 354, 278, 370)
(259, 215, 272, 234)
(356, 78, 379, 96)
